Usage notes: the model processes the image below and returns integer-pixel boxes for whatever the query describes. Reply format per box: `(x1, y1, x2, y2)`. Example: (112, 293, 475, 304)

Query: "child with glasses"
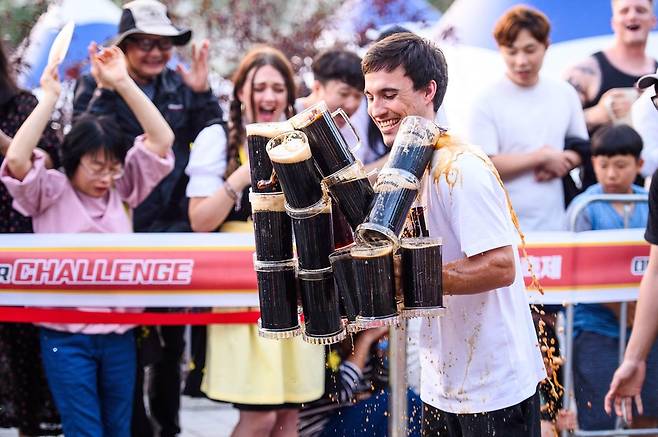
(0, 46, 174, 435)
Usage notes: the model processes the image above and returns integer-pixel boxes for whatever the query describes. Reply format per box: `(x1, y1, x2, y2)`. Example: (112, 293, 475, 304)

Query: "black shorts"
(421, 387, 541, 437)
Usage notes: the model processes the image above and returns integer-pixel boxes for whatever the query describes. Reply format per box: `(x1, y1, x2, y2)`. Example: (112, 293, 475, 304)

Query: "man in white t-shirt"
(362, 32, 546, 436)
(465, 6, 588, 232)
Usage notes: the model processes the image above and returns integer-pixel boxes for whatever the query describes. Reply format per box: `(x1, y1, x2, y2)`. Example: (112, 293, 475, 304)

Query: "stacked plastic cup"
(246, 122, 302, 339)
(356, 116, 443, 247)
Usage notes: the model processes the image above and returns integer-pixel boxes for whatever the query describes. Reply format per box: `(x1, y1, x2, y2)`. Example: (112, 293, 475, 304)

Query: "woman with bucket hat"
(73, 2, 222, 436)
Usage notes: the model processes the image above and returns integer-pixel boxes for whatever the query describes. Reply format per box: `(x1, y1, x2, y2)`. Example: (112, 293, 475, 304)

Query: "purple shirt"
(0, 136, 174, 333)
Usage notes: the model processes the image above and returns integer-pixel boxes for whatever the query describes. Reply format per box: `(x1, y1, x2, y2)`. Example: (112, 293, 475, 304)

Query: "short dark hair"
(362, 33, 448, 112)
(61, 115, 130, 178)
(376, 25, 412, 42)
(312, 49, 364, 91)
(591, 124, 643, 159)
(493, 5, 551, 47)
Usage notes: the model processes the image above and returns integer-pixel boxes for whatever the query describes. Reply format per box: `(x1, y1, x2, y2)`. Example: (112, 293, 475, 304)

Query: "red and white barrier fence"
(0, 230, 648, 324)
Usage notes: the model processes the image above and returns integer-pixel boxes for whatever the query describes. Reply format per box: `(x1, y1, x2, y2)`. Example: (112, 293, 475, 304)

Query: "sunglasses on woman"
(127, 36, 173, 53)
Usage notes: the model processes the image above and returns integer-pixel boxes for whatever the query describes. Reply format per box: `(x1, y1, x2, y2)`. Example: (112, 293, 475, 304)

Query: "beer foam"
(267, 137, 312, 163)
(350, 242, 393, 259)
(249, 192, 286, 212)
(400, 237, 443, 249)
(246, 121, 293, 138)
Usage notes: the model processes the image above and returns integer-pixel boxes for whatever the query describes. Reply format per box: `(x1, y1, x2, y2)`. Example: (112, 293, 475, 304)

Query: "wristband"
(224, 180, 242, 211)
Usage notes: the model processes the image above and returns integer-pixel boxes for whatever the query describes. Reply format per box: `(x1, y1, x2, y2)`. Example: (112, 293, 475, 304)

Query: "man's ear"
(312, 80, 324, 97)
(424, 80, 437, 106)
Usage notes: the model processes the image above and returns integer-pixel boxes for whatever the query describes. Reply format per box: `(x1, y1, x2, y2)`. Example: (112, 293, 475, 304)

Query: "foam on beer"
(351, 242, 393, 259)
(267, 136, 312, 163)
(400, 237, 443, 249)
(249, 192, 287, 212)
(246, 121, 293, 138)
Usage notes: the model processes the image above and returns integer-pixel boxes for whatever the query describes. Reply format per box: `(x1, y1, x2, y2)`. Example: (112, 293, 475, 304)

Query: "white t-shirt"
(632, 89, 658, 178)
(419, 151, 546, 414)
(464, 75, 588, 231)
(185, 124, 228, 198)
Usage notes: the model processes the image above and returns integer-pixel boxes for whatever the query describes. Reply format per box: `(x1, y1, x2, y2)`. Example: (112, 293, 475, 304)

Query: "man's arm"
(564, 56, 611, 129)
(490, 147, 573, 181)
(604, 243, 658, 421)
(443, 245, 516, 295)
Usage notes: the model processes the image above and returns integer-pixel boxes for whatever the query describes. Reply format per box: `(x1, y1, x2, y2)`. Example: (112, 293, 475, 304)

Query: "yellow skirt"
(202, 322, 325, 405)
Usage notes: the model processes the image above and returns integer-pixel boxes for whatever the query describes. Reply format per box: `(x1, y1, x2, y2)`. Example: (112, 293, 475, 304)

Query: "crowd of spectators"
(1, 0, 658, 436)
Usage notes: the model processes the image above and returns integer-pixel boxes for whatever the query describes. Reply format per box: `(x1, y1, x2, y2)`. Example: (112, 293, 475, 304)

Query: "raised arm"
(93, 47, 174, 156)
(4, 64, 60, 181)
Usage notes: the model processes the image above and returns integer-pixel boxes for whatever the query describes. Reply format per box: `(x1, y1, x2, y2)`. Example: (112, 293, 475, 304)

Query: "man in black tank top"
(565, 0, 656, 133)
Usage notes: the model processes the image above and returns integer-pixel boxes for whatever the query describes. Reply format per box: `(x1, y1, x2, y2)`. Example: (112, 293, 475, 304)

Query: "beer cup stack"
(246, 122, 302, 339)
(250, 107, 446, 343)
(266, 130, 345, 345)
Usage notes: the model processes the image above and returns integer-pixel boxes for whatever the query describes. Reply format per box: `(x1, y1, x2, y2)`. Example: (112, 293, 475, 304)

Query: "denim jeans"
(40, 328, 136, 437)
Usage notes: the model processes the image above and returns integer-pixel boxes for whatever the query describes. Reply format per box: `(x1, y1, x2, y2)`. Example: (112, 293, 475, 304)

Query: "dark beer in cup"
(332, 208, 355, 249)
(383, 116, 443, 180)
(329, 244, 359, 324)
(298, 268, 345, 344)
(400, 237, 444, 317)
(356, 168, 419, 246)
(254, 258, 300, 338)
(351, 242, 398, 327)
(267, 131, 323, 209)
(250, 192, 293, 261)
(290, 101, 357, 177)
(290, 196, 334, 271)
(246, 121, 293, 193)
(324, 162, 375, 231)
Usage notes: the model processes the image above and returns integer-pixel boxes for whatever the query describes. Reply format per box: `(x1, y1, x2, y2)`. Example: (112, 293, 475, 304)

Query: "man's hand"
(604, 359, 646, 423)
(177, 39, 210, 93)
(533, 145, 572, 181)
(599, 87, 639, 122)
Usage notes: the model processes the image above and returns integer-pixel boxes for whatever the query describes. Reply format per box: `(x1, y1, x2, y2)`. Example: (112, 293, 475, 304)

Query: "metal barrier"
(562, 193, 657, 437)
(389, 321, 408, 437)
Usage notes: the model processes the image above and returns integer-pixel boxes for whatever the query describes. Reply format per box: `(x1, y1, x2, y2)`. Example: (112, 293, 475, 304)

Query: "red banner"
(0, 230, 650, 323)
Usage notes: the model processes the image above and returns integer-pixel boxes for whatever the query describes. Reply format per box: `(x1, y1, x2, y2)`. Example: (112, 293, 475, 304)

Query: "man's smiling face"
(364, 66, 434, 146)
(611, 0, 656, 46)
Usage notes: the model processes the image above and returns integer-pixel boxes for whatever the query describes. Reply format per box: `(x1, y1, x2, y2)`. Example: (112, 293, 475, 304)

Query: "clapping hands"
(176, 39, 210, 92)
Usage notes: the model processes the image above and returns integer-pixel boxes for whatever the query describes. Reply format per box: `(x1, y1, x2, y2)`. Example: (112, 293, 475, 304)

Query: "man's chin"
(383, 134, 396, 148)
